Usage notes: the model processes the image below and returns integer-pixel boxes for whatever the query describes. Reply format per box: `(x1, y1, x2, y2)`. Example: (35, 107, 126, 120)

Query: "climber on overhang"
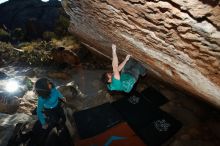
(102, 44, 147, 93)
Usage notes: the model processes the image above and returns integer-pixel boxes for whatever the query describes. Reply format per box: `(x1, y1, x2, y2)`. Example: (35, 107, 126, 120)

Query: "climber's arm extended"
(118, 55, 131, 72)
(112, 44, 120, 80)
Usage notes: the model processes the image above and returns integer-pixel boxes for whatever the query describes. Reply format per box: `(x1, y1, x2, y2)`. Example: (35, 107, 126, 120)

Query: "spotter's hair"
(34, 78, 55, 99)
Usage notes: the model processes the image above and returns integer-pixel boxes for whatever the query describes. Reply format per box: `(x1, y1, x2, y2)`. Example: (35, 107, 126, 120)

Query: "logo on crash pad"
(128, 95, 140, 104)
(91, 136, 127, 146)
(154, 119, 171, 132)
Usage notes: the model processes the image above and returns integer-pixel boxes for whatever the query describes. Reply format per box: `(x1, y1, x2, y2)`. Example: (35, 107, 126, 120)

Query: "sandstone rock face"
(62, 0, 220, 108)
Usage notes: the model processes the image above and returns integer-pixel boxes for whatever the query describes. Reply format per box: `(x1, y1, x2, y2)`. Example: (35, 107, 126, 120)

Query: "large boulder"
(51, 47, 80, 67)
(62, 0, 220, 108)
(0, 94, 20, 114)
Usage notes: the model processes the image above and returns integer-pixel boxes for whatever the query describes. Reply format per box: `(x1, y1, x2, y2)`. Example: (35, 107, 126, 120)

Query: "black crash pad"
(112, 92, 182, 146)
(138, 111, 182, 146)
(112, 92, 157, 129)
(141, 87, 168, 107)
(73, 103, 122, 139)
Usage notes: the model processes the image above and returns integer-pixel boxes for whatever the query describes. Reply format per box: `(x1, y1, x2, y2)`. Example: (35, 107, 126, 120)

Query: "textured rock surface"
(0, 113, 35, 146)
(62, 0, 220, 108)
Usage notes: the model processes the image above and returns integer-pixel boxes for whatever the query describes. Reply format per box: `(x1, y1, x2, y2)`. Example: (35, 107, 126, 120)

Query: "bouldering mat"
(137, 112, 182, 146)
(112, 92, 157, 129)
(112, 93, 182, 146)
(141, 87, 169, 107)
(73, 103, 122, 139)
(75, 122, 146, 146)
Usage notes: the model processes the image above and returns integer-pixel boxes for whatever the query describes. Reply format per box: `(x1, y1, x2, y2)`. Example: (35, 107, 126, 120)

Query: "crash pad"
(112, 93, 182, 146)
(75, 122, 146, 146)
(137, 112, 182, 146)
(73, 103, 122, 139)
(141, 87, 168, 107)
(112, 92, 157, 129)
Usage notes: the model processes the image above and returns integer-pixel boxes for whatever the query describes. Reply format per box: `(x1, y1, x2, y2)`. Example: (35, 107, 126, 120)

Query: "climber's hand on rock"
(112, 44, 116, 52)
(126, 55, 131, 61)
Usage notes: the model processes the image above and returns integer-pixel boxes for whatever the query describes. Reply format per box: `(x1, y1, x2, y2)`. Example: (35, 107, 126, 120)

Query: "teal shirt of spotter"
(37, 88, 64, 125)
(107, 73, 136, 93)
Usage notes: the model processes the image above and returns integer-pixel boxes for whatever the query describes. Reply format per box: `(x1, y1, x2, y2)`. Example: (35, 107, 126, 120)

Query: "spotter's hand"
(42, 124, 48, 129)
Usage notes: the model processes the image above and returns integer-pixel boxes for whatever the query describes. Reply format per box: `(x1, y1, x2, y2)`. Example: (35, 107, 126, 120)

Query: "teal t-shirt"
(107, 73, 136, 93)
(37, 88, 64, 125)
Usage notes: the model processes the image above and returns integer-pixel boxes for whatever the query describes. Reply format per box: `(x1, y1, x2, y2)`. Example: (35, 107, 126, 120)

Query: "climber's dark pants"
(121, 58, 147, 95)
(122, 58, 147, 80)
(28, 103, 66, 146)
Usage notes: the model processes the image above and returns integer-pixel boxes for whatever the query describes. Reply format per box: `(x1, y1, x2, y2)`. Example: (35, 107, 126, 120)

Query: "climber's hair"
(102, 72, 111, 84)
(34, 78, 55, 99)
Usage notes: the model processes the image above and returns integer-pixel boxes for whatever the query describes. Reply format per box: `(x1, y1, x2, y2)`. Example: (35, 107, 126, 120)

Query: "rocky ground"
(0, 46, 220, 146)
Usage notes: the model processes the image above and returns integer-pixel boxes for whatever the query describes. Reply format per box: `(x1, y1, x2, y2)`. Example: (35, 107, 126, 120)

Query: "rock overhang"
(62, 0, 220, 108)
